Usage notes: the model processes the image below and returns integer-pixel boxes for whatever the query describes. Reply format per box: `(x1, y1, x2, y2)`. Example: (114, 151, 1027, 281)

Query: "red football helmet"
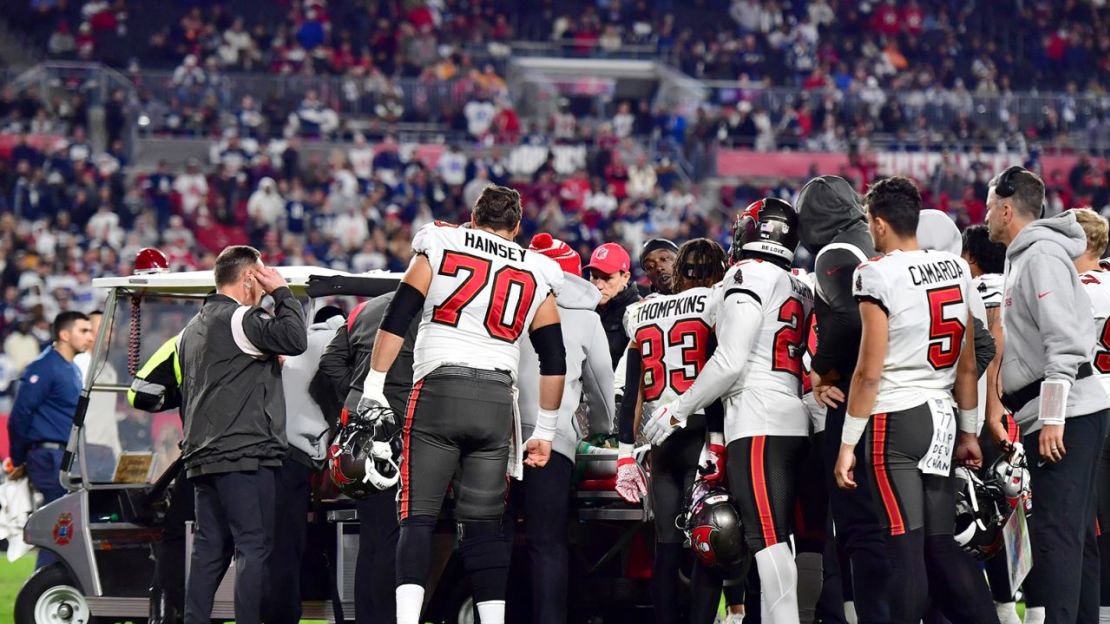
(134, 248, 169, 274)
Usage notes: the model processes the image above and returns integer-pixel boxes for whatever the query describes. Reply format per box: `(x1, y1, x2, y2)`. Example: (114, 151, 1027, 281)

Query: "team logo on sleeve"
(855, 273, 863, 291)
(733, 269, 743, 284)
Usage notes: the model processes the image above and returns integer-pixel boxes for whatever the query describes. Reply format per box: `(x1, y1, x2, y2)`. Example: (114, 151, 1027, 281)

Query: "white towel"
(0, 477, 36, 561)
(507, 385, 524, 480)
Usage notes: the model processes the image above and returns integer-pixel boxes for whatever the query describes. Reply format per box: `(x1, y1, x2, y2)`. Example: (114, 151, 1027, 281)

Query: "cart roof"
(92, 266, 402, 296)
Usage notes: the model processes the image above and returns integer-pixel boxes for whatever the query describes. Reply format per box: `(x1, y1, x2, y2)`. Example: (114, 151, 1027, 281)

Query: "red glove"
(698, 442, 727, 482)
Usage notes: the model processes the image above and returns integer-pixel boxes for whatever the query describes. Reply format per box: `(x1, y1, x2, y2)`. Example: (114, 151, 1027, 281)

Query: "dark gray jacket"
(179, 288, 307, 477)
(797, 175, 876, 380)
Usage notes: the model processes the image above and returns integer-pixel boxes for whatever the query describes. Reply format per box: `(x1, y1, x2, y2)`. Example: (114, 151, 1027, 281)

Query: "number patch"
(926, 286, 965, 370)
(431, 251, 538, 342)
(772, 298, 808, 381)
(636, 319, 711, 402)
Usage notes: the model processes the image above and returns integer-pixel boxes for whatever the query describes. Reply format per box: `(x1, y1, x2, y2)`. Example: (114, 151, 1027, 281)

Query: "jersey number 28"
(431, 251, 538, 342)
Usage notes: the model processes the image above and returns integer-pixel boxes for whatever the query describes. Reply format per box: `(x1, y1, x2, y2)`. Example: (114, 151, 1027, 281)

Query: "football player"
(614, 237, 729, 624)
(361, 186, 567, 624)
(1072, 208, 1110, 624)
(644, 198, 814, 624)
(833, 177, 997, 624)
(961, 224, 1023, 624)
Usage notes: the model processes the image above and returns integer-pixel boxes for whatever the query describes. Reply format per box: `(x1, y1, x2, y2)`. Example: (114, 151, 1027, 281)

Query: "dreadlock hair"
(674, 238, 728, 292)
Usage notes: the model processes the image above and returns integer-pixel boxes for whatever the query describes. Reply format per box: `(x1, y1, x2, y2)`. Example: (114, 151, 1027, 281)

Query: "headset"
(994, 165, 1046, 219)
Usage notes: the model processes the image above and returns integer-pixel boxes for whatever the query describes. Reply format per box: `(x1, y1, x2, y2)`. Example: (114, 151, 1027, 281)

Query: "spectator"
(7, 311, 94, 568)
(247, 178, 285, 230)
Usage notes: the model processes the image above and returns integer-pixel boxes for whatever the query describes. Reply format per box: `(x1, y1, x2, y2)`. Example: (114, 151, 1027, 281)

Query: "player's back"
(1081, 267, 1110, 396)
(624, 286, 717, 414)
(853, 249, 972, 413)
(412, 222, 562, 382)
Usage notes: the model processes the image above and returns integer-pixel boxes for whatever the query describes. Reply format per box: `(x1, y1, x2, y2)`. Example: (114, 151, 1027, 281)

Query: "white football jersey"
(1080, 268, 1110, 397)
(624, 287, 718, 415)
(720, 259, 814, 439)
(411, 222, 564, 382)
(792, 269, 825, 432)
(853, 250, 973, 414)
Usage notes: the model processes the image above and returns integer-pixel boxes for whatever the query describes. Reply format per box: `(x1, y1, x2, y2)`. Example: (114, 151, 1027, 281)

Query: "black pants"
(824, 390, 891, 624)
(355, 487, 399, 624)
(185, 468, 275, 624)
(509, 453, 573, 624)
(265, 459, 312, 624)
(156, 470, 196, 616)
(1024, 410, 1109, 624)
(729, 435, 807, 552)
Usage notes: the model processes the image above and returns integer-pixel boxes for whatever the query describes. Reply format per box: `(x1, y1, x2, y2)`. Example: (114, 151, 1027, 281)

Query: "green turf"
(1, 556, 36, 622)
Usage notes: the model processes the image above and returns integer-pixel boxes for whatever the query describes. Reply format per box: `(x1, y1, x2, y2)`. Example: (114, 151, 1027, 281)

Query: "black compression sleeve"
(618, 349, 641, 444)
(530, 323, 567, 375)
(705, 399, 724, 435)
(972, 316, 995, 379)
(381, 282, 425, 336)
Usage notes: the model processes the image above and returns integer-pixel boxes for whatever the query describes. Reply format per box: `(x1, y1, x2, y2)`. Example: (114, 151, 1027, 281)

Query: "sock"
(395, 584, 424, 624)
(756, 543, 799, 624)
(476, 599, 505, 624)
(995, 601, 1021, 624)
(1024, 606, 1045, 624)
(796, 552, 823, 624)
(1099, 607, 1110, 624)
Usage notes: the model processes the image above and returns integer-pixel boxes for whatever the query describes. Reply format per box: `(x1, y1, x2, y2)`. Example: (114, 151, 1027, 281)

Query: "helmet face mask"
(730, 198, 800, 266)
(328, 406, 401, 499)
(679, 481, 749, 569)
(952, 466, 1009, 561)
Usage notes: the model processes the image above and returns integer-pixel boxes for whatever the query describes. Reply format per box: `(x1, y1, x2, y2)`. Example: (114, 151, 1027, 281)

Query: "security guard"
(128, 334, 189, 623)
(8, 310, 95, 568)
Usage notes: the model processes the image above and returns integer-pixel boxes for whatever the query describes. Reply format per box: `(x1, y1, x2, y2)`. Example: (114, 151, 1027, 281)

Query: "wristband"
(957, 408, 978, 434)
(364, 369, 386, 394)
(707, 431, 724, 446)
(841, 413, 869, 446)
(617, 442, 635, 464)
(1038, 378, 1070, 425)
(532, 407, 559, 442)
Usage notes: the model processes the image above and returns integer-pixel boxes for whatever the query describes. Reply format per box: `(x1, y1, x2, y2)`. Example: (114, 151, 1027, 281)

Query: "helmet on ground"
(678, 480, 748, 568)
(327, 406, 401, 499)
(730, 198, 800, 266)
(953, 466, 1008, 561)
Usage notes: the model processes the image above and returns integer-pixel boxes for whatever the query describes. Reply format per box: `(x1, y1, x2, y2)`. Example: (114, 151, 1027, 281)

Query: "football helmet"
(730, 198, 800, 265)
(328, 406, 401, 499)
(678, 481, 748, 568)
(953, 466, 1009, 561)
(987, 441, 1031, 501)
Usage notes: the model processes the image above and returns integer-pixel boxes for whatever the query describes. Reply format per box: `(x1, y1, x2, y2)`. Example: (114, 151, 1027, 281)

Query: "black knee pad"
(458, 520, 511, 603)
(396, 515, 437, 586)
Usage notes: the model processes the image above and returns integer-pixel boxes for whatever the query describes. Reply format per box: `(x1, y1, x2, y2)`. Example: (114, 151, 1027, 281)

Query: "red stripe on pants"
(399, 380, 424, 520)
(750, 436, 778, 546)
(871, 413, 906, 536)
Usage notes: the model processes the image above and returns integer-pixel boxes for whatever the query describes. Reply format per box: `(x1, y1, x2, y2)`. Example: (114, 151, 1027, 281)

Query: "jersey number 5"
(926, 286, 965, 370)
(636, 319, 711, 402)
(431, 251, 538, 342)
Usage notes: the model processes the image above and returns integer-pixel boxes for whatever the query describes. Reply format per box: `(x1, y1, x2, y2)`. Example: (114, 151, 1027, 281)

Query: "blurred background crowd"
(0, 0, 1109, 401)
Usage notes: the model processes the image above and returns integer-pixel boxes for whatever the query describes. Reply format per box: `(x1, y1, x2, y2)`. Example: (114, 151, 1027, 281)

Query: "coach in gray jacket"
(986, 167, 1110, 624)
(515, 234, 615, 624)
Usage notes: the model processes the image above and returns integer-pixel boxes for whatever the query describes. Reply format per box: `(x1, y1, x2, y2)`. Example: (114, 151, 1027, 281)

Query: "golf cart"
(13, 258, 656, 623)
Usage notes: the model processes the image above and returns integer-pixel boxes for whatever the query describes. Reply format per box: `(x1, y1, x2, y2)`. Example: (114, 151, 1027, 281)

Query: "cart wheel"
(14, 563, 96, 624)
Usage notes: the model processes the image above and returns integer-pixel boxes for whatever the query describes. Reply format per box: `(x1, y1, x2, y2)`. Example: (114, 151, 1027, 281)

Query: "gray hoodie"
(518, 273, 615, 462)
(283, 314, 345, 465)
(1001, 212, 1110, 431)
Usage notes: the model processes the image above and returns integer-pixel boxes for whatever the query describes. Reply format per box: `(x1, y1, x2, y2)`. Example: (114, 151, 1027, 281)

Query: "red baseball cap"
(584, 243, 631, 275)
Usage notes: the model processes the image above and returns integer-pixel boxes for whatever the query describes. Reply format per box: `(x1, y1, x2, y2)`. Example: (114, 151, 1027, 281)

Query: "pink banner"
(717, 150, 850, 178)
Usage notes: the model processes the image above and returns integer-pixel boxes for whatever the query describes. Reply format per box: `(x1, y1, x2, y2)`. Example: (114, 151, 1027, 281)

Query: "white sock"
(795, 552, 822, 624)
(396, 584, 425, 624)
(1024, 606, 1046, 624)
(843, 600, 858, 624)
(756, 543, 801, 624)
(995, 601, 1021, 624)
(476, 599, 505, 624)
(1099, 606, 1110, 624)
